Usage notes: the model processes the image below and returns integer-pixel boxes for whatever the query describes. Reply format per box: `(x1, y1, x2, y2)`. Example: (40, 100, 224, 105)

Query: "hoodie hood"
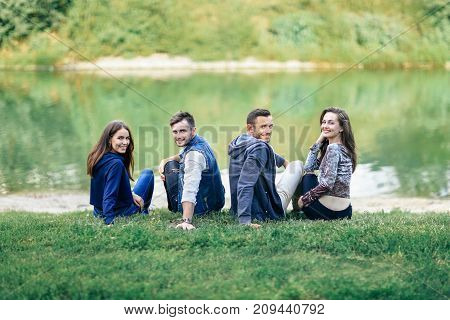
(94, 152, 125, 171)
(228, 134, 265, 159)
(90, 151, 133, 223)
(228, 133, 284, 223)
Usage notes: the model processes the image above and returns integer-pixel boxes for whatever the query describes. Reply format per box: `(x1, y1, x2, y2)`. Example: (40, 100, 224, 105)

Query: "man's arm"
(178, 202, 195, 230)
(275, 153, 288, 168)
(237, 147, 268, 224)
(102, 162, 123, 225)
(176, 151, 206, 230)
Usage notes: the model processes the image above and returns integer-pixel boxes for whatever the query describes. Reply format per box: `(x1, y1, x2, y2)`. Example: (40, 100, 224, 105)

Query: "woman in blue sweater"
(87, 120, 154, 224)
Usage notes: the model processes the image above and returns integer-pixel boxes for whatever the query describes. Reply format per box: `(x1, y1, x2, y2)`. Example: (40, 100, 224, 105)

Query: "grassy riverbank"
(0, 0, 448, 68)
(0, 210, 448, 299)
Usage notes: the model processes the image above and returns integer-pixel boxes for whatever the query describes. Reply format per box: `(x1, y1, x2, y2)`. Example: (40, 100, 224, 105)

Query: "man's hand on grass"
(176, 222, 196, 231)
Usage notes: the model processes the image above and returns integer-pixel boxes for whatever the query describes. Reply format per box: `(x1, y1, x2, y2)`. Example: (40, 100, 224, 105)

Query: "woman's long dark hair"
(87, 120, 135, 179)
(318, 107, 357, 172)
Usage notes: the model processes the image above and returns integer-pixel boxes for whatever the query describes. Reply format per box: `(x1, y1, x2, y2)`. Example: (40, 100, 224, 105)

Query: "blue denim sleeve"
(237, 147, 268, 224)
(102, 161, 123, 224)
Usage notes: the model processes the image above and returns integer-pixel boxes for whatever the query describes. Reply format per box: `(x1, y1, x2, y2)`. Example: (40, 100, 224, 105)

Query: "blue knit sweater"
(89, 152, 133, 224)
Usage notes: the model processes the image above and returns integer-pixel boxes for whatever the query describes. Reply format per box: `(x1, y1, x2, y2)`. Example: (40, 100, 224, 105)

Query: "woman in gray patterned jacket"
(297, 107, 356, 220)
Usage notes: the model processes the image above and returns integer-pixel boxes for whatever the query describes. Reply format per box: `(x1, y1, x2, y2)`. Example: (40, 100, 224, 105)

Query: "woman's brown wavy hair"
(86, 120, 134, 179)
(318, 107, 357, 172)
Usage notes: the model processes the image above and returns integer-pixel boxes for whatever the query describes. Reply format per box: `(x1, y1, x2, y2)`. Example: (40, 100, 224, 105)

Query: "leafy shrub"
(269, 12, 321, 47)
(0, 0, 73, 46)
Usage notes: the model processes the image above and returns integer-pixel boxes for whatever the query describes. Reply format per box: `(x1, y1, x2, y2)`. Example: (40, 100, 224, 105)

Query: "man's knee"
(164, 160, 180, 174)
(287, 160, 303, 175)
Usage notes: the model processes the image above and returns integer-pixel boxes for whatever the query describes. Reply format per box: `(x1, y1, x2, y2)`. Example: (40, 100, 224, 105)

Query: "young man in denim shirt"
(159, 112, 225, 230)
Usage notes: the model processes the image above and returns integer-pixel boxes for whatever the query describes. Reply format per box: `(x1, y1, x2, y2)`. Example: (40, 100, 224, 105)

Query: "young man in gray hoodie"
(228, 109, 303, 227)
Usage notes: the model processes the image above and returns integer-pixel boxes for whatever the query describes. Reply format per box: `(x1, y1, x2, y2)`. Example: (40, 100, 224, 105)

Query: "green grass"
(0, 210, 448, 299)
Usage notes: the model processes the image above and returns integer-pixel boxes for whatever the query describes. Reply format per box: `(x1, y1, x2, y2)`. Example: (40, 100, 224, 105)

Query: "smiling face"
(171, 119, 196, 147)
(248, 115, 273, 143)
(321, 112, 343, 142)
(110, 128, 130, 154)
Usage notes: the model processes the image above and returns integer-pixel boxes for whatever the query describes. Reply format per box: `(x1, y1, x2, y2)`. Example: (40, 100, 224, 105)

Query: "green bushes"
(0, 0, 448, 67)
(0, 0, 73, 45)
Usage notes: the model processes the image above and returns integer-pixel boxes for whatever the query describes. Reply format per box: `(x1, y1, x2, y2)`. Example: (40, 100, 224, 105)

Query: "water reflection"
(0, 70, 448, 197)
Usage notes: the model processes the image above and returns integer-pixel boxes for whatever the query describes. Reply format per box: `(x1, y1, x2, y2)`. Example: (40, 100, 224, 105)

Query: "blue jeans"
(163, 160, 180, 213)
(163, 160, 223, 215)
(94, 169, 154, 224)
(301, 174, 352, 220)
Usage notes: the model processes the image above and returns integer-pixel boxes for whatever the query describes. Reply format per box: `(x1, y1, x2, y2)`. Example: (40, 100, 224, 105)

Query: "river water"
(0, 69, 448, 198)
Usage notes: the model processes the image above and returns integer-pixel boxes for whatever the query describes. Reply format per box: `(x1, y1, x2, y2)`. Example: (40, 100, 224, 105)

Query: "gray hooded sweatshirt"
(228, 134, 285, 224)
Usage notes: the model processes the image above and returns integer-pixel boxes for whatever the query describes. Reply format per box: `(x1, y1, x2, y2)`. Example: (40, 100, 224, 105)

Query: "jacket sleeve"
(274, 153, 285, 168)
(237, 147, 268, 224)
(102, 161, 123, 224)
(301, 144, 339, 206)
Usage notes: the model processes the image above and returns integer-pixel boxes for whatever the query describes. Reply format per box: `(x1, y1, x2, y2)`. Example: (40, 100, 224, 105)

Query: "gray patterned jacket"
(301, 142, 352, 206)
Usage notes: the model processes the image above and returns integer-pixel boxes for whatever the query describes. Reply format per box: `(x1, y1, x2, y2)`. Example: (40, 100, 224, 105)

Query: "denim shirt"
(178, 135, 225, 215)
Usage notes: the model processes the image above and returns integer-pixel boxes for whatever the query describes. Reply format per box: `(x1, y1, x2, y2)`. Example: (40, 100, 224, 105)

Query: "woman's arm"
(304, 133, 326, 172)
(300, 144, 340, 207)
(303, 143, 321, 172)
(102, 162, 123, 224)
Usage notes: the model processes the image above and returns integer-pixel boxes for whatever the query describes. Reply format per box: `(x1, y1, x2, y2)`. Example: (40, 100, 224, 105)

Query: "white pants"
(276, 160, 304, 212)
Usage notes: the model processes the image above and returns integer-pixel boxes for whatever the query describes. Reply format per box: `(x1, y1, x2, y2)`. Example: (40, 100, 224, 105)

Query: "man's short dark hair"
(169, 111, 196, 128)
(246, 108, 271, 125)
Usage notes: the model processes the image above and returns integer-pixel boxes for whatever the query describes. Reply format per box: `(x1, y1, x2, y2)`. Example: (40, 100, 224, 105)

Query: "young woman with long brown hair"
(297, 107, 356, 220)
(87, 120, 154, 225)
